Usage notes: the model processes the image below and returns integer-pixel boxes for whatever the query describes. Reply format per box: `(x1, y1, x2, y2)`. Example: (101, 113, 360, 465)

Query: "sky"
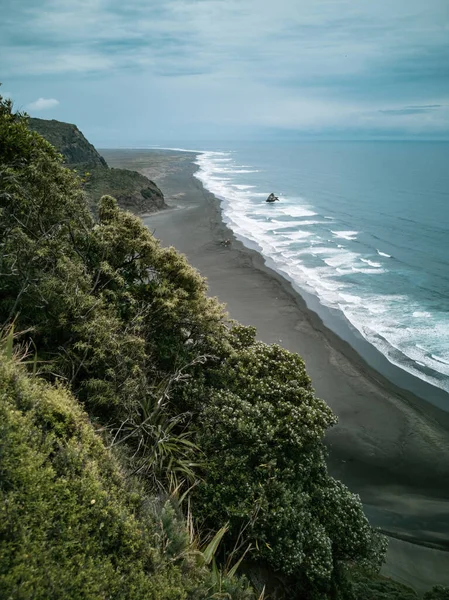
(1, 0, 449, 144)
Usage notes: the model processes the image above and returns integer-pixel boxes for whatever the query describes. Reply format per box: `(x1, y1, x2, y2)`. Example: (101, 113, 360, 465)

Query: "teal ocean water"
(173, 142, 449, 405)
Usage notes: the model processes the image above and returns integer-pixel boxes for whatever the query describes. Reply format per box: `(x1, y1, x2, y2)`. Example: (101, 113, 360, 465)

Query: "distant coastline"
(103, 145, 449, 410)
(190, 143, 449, 410)
(206, 216, 449, 413)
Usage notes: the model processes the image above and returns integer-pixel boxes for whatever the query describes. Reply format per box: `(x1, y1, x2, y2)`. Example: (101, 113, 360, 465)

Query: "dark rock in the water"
(266, 193, 280, 203)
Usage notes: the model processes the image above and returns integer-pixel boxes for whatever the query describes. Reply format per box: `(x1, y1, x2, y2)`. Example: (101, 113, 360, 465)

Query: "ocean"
(171, 141, 449, 406)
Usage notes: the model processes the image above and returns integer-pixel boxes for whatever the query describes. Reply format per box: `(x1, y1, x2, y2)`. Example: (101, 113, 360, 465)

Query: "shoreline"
(192, 153, 449, 411)
(102, 149, 449, 593)
(220, 227, 449, 412)
(215, 215, 449, 411)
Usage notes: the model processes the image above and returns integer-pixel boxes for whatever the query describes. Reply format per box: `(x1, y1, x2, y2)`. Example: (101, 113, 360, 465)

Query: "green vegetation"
(28, 116, 166, 214)
(184, 326, 386, 596)
(84, 164, 167, 214)
(424, 587, 449, 600)
(28, 117, 108, 167)
(0, 333, 256, 600)
(350, 571, 418, 600)
(1, 93, 446, 599)
(1, 353, 187, 599)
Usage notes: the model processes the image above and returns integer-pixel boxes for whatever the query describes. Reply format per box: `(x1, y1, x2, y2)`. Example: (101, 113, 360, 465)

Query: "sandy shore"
(102, 149, 449, 592)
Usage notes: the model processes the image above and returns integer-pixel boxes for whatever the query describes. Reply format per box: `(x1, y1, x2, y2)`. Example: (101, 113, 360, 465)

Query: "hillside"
(28, 117, 166, 214)
(0, 355, 210, 600)
(83, 165, 166, 214)
(29, 117, 108, 168)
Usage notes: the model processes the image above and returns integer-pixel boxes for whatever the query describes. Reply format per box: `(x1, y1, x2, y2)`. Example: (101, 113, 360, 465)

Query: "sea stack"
(266, 192, 280, 203)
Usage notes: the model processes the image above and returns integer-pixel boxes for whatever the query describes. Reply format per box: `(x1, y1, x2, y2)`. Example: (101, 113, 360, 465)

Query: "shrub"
(1, 95, 226, 429)
(186, 327, 386, 597)
(424, 587, 449, 600)
(0, 356, 185, 599)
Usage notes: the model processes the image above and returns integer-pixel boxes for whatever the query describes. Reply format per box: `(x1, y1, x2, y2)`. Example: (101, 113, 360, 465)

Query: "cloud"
(379, 105, 442, 116)
(2, 0, 448, 84)
(2, 0, 449, 138)
(27, 97, 60, 111)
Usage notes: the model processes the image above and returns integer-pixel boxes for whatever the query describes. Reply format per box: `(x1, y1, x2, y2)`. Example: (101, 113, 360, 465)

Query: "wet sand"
(101, 149, 449, 593)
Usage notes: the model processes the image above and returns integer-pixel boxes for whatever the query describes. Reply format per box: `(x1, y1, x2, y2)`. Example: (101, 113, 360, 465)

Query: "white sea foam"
(279, 206, 317, 218)
(376, 249, 391, 258)
(324, 251, 359, 268)
(360, 258, 382, 268)
(431, 354, 449, 366)
(271, 219, 326, 227)
(298, 246, 340, 256)
(285, 231, 313, 241)
(339, 293, 362, 304)
(350, 267, 386, 274)
(331, 230, 359, 241)
(193, 148, 449, 395)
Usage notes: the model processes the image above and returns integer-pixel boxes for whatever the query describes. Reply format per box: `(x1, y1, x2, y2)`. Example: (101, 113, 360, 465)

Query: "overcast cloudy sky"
(1, 0, 449, 144)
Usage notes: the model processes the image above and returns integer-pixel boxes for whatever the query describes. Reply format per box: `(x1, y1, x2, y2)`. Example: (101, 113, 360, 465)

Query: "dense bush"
(424, 587, 449, 600)
(1, 95, 224, 429)
(182, 327, 386, 597)
(349, 569, 418, 600)
(0, 355, 205, 599)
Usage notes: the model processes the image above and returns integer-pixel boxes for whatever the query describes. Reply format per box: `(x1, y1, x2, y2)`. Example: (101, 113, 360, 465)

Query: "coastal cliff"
(28, 117, 108, 167)
(28, 117, 166, 214)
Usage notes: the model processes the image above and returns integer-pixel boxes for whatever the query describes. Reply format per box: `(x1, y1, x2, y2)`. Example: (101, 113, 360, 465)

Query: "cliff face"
(28, 117, 167, 214)
(28, 117, 108, 168)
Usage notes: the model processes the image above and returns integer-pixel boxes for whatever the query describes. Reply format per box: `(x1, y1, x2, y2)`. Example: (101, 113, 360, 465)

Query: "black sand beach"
(102, 149, 449, 593)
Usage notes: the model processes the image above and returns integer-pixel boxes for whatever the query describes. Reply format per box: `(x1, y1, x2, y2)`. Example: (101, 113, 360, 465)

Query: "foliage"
(183, 326, 386, 598)
(85, 165, 166, 214)
(1, 93, 225, 498)
(349, 569, 418, 600)
(110, 392, 201, 493)
(424, 587, 449, 600)
(28, 116, 108, 167)
(0, 354, 183, 599)
(0, 95, 94, 336)
(1, 95, 224, 419)
(27, 116, 166, 213)
(0, 338, 258, 600)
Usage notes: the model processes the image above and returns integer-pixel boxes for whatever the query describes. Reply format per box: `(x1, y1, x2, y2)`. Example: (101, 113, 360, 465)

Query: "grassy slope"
(28, 117, 107, 168)
(0, 355, 205, 600)
(0, 353, 424, 600)
(84, 166, 166, 214)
